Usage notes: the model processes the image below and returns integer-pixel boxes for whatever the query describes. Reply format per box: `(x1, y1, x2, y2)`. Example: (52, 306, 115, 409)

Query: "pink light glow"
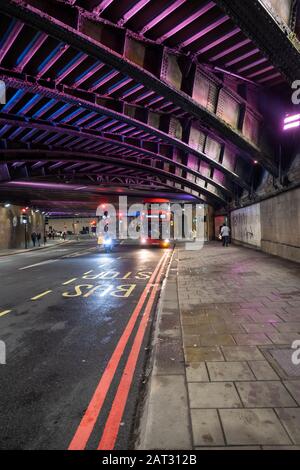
(157, 1, 215, 42)
(283, 121, 300, 131)
(140, 0, 187, 34)
(118, 0, 151, 26)
(284, 114, 300, 124)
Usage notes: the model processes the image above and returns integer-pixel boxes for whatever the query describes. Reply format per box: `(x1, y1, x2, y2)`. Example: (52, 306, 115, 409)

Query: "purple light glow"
(283, 114, 300, 130)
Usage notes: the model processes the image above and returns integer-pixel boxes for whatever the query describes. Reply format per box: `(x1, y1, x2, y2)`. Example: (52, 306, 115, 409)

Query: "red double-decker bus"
(140, 198, 171, 248)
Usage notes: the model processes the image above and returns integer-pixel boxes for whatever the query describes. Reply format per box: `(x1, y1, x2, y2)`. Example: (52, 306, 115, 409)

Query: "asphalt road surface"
(0, 240, 171, 450)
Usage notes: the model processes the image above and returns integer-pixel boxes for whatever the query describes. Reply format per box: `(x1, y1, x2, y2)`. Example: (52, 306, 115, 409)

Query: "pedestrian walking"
(37, 232, 41, 246)
(31, 231, 37, 247)
(220, 223, 230, 247)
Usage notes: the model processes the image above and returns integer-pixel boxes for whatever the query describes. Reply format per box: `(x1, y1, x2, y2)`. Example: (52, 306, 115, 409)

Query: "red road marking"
(97, 251, 170, 450)
(68, 251, 168, 450)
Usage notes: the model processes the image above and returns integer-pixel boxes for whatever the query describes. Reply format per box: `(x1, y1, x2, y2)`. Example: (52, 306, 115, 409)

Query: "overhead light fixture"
(4, 203, 10, 208)
(283, 114, 300, 130)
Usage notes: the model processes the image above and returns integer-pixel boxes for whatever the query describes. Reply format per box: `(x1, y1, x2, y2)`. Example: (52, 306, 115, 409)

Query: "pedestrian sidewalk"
(0, 238, 73, 257)
(137, 242, 300, 450)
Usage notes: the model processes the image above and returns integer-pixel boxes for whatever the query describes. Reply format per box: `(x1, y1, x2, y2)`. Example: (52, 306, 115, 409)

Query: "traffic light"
(21, 207, 28, 224)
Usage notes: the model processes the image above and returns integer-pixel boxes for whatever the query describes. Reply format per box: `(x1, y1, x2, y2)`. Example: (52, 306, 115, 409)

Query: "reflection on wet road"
(0, 241, 171, 450)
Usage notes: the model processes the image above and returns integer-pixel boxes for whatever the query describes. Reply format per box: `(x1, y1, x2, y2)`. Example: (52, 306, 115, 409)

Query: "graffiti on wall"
(231, 203, 261, 247)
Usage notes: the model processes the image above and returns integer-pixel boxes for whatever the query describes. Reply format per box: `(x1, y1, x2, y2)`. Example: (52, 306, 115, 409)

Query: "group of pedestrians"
(30, 231, 42, 247)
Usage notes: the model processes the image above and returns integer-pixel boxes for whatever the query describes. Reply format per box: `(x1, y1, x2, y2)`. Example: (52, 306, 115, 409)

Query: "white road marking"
(19, 259, 58, 270)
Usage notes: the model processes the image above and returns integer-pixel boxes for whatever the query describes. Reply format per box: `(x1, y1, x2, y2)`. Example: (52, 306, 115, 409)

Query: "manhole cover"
(269, 349, 300, 377)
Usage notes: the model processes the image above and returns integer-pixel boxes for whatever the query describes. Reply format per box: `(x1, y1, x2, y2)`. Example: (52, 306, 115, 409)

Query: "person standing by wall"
(221, 223, 230, 247)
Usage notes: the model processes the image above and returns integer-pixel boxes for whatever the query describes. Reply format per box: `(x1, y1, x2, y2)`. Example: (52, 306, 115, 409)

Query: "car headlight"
(104, 238, 112, 245)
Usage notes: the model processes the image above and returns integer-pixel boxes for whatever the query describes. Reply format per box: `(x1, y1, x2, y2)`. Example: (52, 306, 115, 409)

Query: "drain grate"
(269, 348, 300, 378)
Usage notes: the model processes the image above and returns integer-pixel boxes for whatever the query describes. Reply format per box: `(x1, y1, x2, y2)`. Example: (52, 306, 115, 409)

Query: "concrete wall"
(0, 205, 44, 250)
(230, 187, 300, 262)
(48, 217, 97, 234)
(261, 0, 292, 25)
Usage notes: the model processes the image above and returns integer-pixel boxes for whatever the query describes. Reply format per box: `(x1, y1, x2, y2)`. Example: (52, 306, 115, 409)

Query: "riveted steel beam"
(0, 1, 278, 176)
(214, 0, 300, 85)
(0, 112, 230, 199)
(0, 147, 224, 204)
(0, 73, 247, 189)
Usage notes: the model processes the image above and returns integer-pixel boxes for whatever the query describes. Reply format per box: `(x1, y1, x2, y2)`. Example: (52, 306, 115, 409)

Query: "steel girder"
(214, 0, 300, 85)
(0, 74, 245, 190)
(1, 162, 190, 196)
(0, 1, 278, 176)
(0, 113, 230, 200)
(0, 148, 225, 204)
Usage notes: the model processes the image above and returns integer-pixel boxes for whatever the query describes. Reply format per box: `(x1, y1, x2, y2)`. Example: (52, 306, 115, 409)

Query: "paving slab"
(207, 361, 255, 381)
(275, 408, 300, 444)
(221, 346, 265, 361)
(236, 381, 297, 407)
(248, 361, 280, 380)
(191, 410, 225, 446)
(219, 409, 291, 445)
(186, 363, 209, 382)
(188, 382, 242, 408)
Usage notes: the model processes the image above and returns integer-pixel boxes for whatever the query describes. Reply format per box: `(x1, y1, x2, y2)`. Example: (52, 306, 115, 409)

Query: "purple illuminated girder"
(0, 125, 11, 138)
(147, 96, 164, 107)
(18, 94, 42, 115)
(52, 135, 74, 146)
(62, 108, 85, 123)
(56, 54, 88, 84)
(72, 62, 105, 88)
(156, 101, 173, 111)
(17, 33, 48, 72)
(89, 70, 119, 92)
(65, 136, 86, 148)
(238, 57, 268, 73)
(257, 72, 281, 83)
(64, 162, 84, 171)
(180, 16, 229, 49)
(21, 129, 39, 142)
(85, 116, 107, 129)
(247, 65, 274, 79)
(140, 0, 187, 34)
(48, 161, 65, 170)
(133, 90, 155, 103)
(105, 78, 133, 96)
(96, 119, 118, 131)
(31, 161, 45, 169)
(210, 38, 252, 61)
(75, 112, 98, 126)
(118, 0, 151, 27)
(93, 0, 114, 15)
(119, 126, 136, 135)
(121, 84, 144, 99)
(8, 127, 24, 140)
(49, 104, 72, 120)
(196, 27, 240, 55)
(108, 123, 128, 133)
(32, 130, 49, 143)
(37, 44, 69, 78)
(0, 21, 24, 64)
(226, 48, 260, 67)
(157, 1, 215, 43)
(44, 133, 65, 145)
